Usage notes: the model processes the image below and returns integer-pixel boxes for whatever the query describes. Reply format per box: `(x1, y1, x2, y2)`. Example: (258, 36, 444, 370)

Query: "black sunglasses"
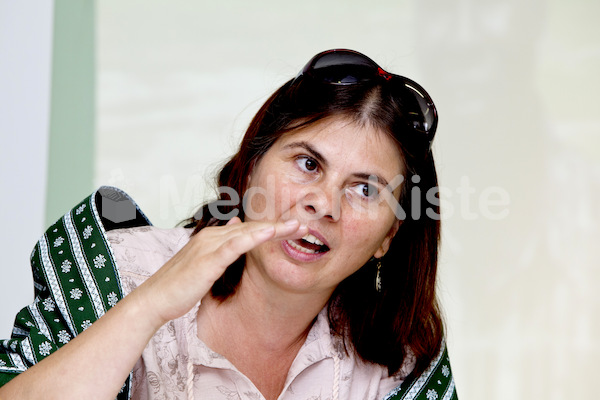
(295, 49, 438, 148)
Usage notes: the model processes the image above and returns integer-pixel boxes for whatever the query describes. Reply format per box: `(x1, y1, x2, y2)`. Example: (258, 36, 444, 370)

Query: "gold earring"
(375, 260, 382, 292)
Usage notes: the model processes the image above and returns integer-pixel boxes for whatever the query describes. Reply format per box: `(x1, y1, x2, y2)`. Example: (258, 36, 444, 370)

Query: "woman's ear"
(374, 219, 400, 259)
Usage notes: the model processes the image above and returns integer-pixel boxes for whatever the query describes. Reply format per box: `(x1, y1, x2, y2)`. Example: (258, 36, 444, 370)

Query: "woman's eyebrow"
(351, 173, 390, 188)
(282, 141, 328, 167)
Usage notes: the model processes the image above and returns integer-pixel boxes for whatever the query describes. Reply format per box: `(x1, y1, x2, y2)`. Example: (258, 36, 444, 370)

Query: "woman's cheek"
(244, 180, 278, 221)
(277, 181, 302, 220)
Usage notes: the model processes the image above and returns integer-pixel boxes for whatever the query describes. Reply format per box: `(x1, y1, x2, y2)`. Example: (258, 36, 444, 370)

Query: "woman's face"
(243, 116, 404, 297)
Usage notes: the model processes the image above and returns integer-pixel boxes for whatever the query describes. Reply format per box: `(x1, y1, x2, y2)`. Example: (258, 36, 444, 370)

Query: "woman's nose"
(298, 185, 341, 222)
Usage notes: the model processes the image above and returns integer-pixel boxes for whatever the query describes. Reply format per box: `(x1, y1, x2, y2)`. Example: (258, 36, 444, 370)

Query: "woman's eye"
(296, 156, 319, 172)
(359, 183, 379, 199)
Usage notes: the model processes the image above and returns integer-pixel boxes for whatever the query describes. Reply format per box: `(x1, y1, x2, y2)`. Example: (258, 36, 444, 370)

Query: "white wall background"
(96, 1, 600, 398)
(1, 0, 598, 399)
(0, 1, 53, 340)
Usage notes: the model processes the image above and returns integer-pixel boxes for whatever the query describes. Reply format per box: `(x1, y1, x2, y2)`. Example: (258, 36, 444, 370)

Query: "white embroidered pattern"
(53, 236, 64, 247)
(38, 341, 52, 357)
(12, 326, 27, 336)
(107, 292, 118, 307)
(8, 353, 27, 372)
(426, 389, 438, 400)
(83, 225, 93, 239)
(61, 259, 72, 273)
(0, 359, 6, 367)
(442, 379, 456, 400)
(70, 288, 83, 300)
(216, 385, 241, 398)
(65, 213, 105, 319)
(76, 203, 86, 215)
(441, 365, 450, 378)
(39, 236, 77, 334)
(29, 302, 52, 342)
(57, 330, 71, 344)
(81, 320, 92, 330)
(93, 254, 107, 269)
(42, 298, 55, 312)
(22, 338, 35, 363)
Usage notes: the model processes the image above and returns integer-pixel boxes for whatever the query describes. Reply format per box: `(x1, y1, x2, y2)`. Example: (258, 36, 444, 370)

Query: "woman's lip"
(281, 239, 328, 263)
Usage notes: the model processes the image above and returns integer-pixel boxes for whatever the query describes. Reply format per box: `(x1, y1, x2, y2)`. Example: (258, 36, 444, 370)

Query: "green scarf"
(0, 187, 150, 398)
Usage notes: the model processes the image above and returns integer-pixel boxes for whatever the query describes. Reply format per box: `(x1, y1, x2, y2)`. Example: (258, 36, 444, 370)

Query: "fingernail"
(284, 219, 299, 226)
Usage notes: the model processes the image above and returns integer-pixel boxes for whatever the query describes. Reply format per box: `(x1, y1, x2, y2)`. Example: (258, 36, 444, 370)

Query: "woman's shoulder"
(107, 226, 192, 279)
(107, 225, 191, 250)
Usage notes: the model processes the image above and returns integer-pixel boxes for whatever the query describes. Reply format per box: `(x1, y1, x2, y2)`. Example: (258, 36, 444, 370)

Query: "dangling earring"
(375, 260, 382, 292)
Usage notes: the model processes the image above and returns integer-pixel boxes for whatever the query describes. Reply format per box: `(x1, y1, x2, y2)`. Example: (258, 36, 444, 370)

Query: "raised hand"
(131, 217, 308, 329)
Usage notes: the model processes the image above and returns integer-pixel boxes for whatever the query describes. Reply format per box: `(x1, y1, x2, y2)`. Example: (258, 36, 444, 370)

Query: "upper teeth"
(302, 233, 324, 246)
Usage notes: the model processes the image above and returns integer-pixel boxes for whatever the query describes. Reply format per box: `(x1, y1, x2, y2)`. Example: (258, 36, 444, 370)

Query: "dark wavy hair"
(186, 66, 443, 377)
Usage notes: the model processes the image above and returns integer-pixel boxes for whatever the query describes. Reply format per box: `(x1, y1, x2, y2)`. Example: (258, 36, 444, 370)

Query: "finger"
(219, 219, 288, 236)
(226, 216, 242, 226)
(271, 220, 308, 240)
(230, 219, 305, 240)
(207, 219, 307, 248)
(202, 217, 267, 240)
(215, 226, 276, 261)
(220, 220, 306, 256)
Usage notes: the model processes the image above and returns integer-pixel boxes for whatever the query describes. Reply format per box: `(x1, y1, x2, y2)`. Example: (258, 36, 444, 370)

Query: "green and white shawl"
(0, 187, 457, 400)
(384, 342, 457, 400)
(0, 187, 150, 399)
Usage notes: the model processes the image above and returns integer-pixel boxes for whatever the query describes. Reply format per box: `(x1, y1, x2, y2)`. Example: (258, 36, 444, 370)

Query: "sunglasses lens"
(304, 50, 380, 85)
(391, 75, 437, 143)
(401, 81, 437, 138)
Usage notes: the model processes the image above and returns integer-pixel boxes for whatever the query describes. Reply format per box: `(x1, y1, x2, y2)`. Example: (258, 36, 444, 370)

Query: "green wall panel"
(45, 0, 95, 225)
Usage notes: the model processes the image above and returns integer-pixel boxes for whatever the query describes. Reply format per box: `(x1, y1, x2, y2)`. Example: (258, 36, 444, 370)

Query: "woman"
(0, 49, 457, 399)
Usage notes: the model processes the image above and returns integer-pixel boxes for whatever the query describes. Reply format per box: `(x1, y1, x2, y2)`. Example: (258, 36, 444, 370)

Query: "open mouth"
(286, 233, 330, 254)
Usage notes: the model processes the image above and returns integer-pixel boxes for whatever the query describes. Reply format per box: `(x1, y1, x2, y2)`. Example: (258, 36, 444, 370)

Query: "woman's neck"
(197, 270, 330, 354)
(195, 273, 331, 400)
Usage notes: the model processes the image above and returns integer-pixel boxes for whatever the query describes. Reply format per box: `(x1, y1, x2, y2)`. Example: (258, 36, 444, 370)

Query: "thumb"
(226, 216, 242, 226)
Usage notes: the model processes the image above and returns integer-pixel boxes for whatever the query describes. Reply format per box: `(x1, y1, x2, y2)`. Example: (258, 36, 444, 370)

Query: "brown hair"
(187, 72, 443, 377)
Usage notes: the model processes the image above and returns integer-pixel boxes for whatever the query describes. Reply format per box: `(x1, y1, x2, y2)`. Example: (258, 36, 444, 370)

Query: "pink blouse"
(107, 226, 414, 400)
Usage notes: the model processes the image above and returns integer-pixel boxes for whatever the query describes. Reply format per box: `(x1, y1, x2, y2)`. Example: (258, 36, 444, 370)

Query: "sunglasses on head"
(295, 49, 438, 149)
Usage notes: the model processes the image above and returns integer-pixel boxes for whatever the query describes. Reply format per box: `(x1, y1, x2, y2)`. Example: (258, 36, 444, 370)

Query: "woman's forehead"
(277, 116, 402, 157)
